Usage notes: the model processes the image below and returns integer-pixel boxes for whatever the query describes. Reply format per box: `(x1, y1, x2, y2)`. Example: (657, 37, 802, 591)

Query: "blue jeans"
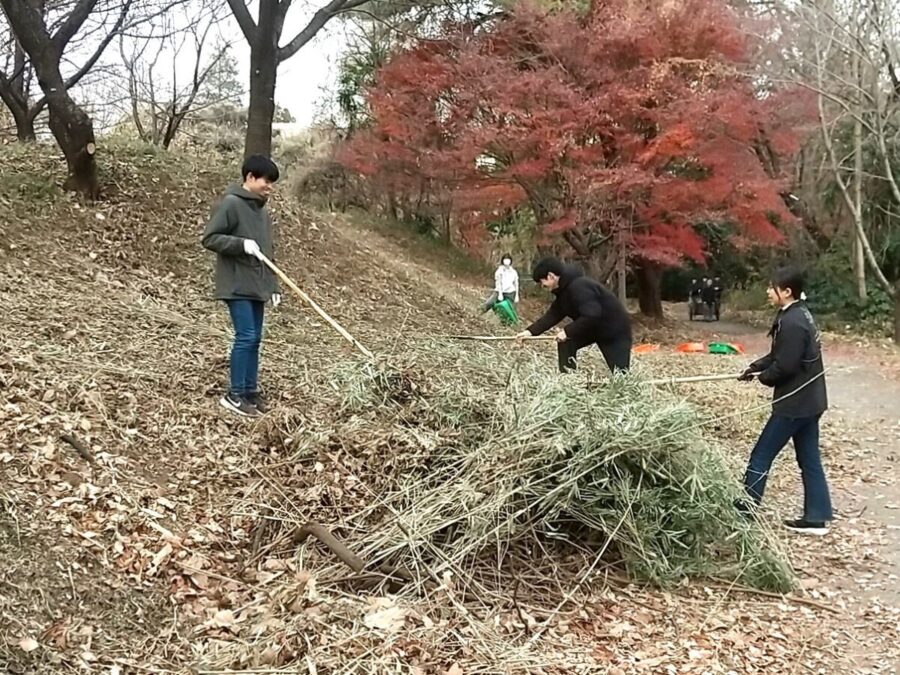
(743, 414, 833, 522)
(226, 300, 265, 397)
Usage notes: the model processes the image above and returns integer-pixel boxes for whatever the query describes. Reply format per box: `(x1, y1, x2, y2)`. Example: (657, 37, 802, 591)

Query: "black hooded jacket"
(526, 265, 632, 345)
(750, 302, 828, 418)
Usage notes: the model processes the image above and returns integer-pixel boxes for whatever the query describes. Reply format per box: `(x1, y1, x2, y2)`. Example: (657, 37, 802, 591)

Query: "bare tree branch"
(52, 0, 102, 53)
(113, 1, 235, 148)
(224, 0, 257, 43)
(812, 6, 895, 299)
(279, 0, 362, 62)
(31, 0, 134, 118)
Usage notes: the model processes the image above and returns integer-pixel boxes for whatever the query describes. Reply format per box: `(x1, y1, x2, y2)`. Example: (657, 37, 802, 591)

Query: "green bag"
(492, 298, 519, 326)
(708, 342, 740, 355)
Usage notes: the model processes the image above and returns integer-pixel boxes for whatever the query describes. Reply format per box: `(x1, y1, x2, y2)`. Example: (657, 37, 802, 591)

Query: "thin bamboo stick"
(258, 254, 374, 360)
(447, 334, 557, 341)
(646, 372, 744, 385)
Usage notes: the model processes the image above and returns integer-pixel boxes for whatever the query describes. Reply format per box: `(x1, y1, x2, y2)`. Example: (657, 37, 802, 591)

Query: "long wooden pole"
(646, 372, 743, 385)
(448, 334, 558, 341)
(258, 254, 375, 360)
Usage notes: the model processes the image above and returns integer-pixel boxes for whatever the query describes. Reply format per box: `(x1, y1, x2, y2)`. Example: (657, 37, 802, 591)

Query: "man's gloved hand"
(738, 368, 757, 382)
(243, 239, 262, 259)
(271, 293, 282, 309)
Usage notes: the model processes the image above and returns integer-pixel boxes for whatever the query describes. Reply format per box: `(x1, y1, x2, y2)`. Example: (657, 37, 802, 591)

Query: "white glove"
(243, 239, 262, 259)
(271, 293, 282, 308)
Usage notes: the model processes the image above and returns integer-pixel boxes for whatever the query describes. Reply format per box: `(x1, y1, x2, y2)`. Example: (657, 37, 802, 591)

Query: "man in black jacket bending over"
(738, 266, 832, 535)
(516, 257, 632, 373)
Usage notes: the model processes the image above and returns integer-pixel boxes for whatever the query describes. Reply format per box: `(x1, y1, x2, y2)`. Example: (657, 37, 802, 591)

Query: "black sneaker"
(246, 392, 269, 414)
(220, 393, 261, 418)
(734, 498, 757, 521)
(783, 519, 829, 536)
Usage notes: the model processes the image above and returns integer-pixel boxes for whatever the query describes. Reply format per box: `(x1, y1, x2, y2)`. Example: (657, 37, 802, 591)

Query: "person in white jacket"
(481, 253, 520, 312)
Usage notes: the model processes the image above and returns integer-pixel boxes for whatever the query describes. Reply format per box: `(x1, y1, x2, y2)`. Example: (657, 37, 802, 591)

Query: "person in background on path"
(701, 277, 717, 319)
(481, 253, 520, 312)
(689, 278, 701, 301)
(738, 266, 832, 535)
(516, 257, 632, 373)
(202, 155, 282, 419)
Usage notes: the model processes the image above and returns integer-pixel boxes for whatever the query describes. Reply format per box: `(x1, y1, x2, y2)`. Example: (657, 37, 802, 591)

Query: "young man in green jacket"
(202, 156, 281, 418)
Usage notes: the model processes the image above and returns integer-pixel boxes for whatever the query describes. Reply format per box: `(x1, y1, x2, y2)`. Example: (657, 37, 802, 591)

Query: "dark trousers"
(481, 291, 516, 312)
(743, 414, 833, 522)
(558, 337, 632, 374)
(226, 299, 265, 397)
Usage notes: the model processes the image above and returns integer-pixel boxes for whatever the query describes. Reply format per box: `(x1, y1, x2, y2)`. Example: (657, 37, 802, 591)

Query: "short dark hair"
(771, 265, 805, 299)
(242, 155, 280, 182)
(501, 252, 512, 262)
(532, 256, 564, 283)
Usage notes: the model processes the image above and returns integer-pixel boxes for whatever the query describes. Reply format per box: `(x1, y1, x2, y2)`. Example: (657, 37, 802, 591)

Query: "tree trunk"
(49, 100, 99, 197)
(245, 49, 277, 157)
(39, 73, 99, 197)
(0, 77, 36, 141)
(0, 91, 37, 141)
(3, 40, 36, 141)
(441, 207, 452, 245)
(853, 233, 867, 301)
(244, 3, 279, 158)
(386, 190, 399, 221)
(2, 0, 101, 197)
(16, 113, 37, 141)
(580, 255, 602, 280)
(635, 261, 664, 319)
(852, 46, 867, 302)
(895, 281, 900, 344)
(616, 230, 627, 304)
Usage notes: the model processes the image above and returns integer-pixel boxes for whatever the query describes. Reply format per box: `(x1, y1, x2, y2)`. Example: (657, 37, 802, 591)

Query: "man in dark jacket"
(739, 266, 832, 535)
(202, 155, 281, 418)
(516, 257, 632, 373)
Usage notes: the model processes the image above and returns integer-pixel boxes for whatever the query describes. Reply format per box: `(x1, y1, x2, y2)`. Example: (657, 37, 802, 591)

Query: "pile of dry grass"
(262, 343, 794, 598)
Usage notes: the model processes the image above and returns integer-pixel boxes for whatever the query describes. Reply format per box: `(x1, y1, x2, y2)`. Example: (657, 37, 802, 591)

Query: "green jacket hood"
(226, 183, 267, 205)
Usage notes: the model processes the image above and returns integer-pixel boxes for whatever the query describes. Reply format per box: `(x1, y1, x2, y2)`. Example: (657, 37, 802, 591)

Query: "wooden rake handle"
(645, 372, 744, 385)
(258, 254, 375, 360)
(448, 334, 557, 341)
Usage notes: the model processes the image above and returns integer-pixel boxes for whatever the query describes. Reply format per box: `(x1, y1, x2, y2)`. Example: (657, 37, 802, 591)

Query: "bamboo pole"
(646, 372, 743, 385)
(447, 334, 557, 341)
(258, 254, 375, 360)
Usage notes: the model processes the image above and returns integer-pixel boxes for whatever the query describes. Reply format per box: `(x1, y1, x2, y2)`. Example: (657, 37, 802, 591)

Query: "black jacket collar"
(554, 264, 584, 295)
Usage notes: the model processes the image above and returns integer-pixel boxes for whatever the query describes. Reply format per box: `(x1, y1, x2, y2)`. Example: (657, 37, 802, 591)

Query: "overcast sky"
(224, 8, 352, 126)
(63, 1, 354, 129)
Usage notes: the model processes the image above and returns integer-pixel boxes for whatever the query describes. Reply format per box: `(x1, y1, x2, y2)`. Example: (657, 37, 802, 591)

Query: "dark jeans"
(481, 291, 516, 312)
(226, 299, 265, 397)
(743, 414, 833, 522)
(558, 337, 631, 374)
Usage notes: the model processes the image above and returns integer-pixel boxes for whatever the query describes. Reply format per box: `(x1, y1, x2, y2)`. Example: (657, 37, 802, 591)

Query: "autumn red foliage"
(339, 0, 812, 315)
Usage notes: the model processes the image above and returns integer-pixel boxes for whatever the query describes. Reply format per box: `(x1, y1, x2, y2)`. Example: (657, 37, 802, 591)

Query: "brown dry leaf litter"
(2, 141, 899, 673)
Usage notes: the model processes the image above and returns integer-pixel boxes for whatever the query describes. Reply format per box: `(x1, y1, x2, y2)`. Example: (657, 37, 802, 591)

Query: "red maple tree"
(340, 0, 811, 316)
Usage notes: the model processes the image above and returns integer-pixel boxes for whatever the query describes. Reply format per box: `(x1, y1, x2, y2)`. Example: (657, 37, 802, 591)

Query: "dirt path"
(680, 306, 900, 611)
(327, 214, 488, 314)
